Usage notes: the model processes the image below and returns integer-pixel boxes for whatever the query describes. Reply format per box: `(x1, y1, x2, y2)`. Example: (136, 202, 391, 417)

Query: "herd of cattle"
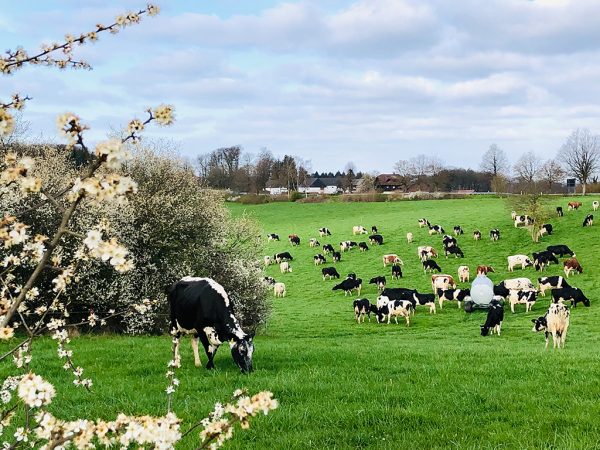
(264, 201, 597, 350)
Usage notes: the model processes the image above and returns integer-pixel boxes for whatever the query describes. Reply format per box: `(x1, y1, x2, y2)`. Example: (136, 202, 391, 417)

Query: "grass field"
(3, 196, 600, 449)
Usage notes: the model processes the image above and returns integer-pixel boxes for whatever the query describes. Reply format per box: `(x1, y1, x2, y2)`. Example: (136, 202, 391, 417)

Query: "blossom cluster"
(68, 174, 138, 203)
(82, 229, 134, 273)
(0, 153, 42, 194)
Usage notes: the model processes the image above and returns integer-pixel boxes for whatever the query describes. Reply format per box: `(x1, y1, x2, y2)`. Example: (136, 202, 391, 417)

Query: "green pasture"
(3, 196, 600, 449)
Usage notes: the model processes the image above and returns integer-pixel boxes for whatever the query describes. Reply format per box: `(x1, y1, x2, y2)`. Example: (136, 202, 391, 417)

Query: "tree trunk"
(582, 182, 587, 195)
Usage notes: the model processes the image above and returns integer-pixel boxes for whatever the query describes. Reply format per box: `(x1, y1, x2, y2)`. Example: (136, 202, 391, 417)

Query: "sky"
(2, 0, 600, 173)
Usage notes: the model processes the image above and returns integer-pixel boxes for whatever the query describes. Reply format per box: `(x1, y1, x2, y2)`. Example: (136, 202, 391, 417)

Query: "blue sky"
(3, 1, 600, 173)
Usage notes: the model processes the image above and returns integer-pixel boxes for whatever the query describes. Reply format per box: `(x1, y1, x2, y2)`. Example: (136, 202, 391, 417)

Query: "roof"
(375, 174, 404, 186)
(304, 177, 340, 188)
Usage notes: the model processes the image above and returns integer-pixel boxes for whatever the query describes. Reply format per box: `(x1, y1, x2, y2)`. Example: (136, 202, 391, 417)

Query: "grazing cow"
(442, 235, 457, 248)
(332, 251, 342, 263)
(413, 292, 437, 314)
(511, 211, 517, 220)
(358, 242, 369, 252)
(376, 296, 412, 325)
(508, 290, 536, 313)
(583, 214, 594, 227)
(322, 267, 340, 280)
(406, 232, 413, 243)
(490, 229, 500, 241)
(458, 265, 470, 283)
(391, 264, 403, 279)
(480, 300, 504, 336)
(499, 277, 536, 292)
(538, 276, 570, 296)
(568, 201, 582, 210)
(547, 245, 574, 257)
(289, 235, 300, 246)
(340, 241, 350, 252)
(593, 201, 599, 211)
(563, 257, 583, 278)
(383, 254, 403, 267)
(418, 218, 430, 228)
(428, 225, 445, 235)
(280, 261, 292, 273)
(381, 287, 416, 301)
(423, 260, 442, 273)
(318, 227, 331, 237)
(371, 226, 378, 233)
(267, 233, 280, 241)
(369, 234, 384, 245)
(263, 256, 272, 267)
(431, 274, 456, 292)
(417, 246, 437, 260)
(537, 223, 553, 238)
(507, 255, 533, 272)
(168, 277, 254, 372)
(473, 230, 481, 241)
(274, 252, 293, 263)
(514, 215, 534, 227)
(437, 288, 470, 309)
(476, 265, 494, 275)
(552, 287, 590, 307)
(333, 278, 362, 296)
(453, 225, 464, 236)
(273, 282, 286, 298)
(445, 246, 464, 258)
(346, 273, 357, 280)
(322, 244, 335, 254)
(493, 283, 510, 299)
(352, 225, 368, 235)
(353, 298, 374, 323)
(263, 276, 276, 286)
(556, 206, 563, 217)
(369, 276, 386, 291)
(313, 254, 326, 265)
(309, 238, 321, 248)
(532, 303, 570, 349)
(532, 250, 558, 266)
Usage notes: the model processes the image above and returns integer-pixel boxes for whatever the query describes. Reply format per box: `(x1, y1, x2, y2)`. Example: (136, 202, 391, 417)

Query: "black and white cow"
(313, 254, 326, 265)
(371, 226, 378, 233)
(538, 223, 553, 237)
(442, 235, 457, 248)
(381, 287, 416, 301)
(418, 218, 430, 228)
(369, 234, 384, 245)
(376, 296, 413, 325)
(308, 238, 320, 248)
(453, 225, 464, 236)
(391, 264, 403, 280)
(532, 250, 558, 266)
(445, 246, 464, 258)
(346, 272, 357, 280)
(322, 267, 340, 280)
(263, 276, 276, 286)
(274, 252, 293, 263)
(358, 242, 369, 252)
(423, 260, 442, 273)
(319, 227, 332, 237)
(556, 206, 563, 217)
(322, 244, 335, 254)
(547, 245, 574, 257)
(332, 251, 342, 262)
(353, 298, 374, 323)
(369, 276, 386, 291)
(480, 300, 504, 336)
(551, 287, 590, 307)
(473, 230, 481, 241)
(538, 276, 570, 296)
(508, 290, 536, 313)
(267, 233, 280, 241)
(332, 278, 362, 296)
(428, 225, 445, 235)
(412, 292, 436, 314)
(583, 214, 594, 227)
(490, 229, 500, 241)
(168, 277, 254, 373)
(436, 288, 470, 309)
(532, 303, 570, 349)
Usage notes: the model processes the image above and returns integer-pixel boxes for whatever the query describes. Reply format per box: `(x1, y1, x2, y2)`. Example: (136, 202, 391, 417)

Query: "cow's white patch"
(203, 326, 222, 346)
(181, 276, 231, 307)
(176, 321, 197, 335)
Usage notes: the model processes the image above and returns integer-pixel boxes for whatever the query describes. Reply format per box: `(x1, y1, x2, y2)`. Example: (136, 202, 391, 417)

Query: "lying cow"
(508, 290, 536, 313)
(552, 287, 590, 307)
(322, 267, 340, 280)
(532, 303, 570, 349)
(563, 257, 583, 278)
(480, 300, 504, 336)
(538, 276, 570, 296)
(369, 234, 384, 245)
(583, 214, 593, 227)
(507, 254, 533, 272)
(437, 288, 470, 309)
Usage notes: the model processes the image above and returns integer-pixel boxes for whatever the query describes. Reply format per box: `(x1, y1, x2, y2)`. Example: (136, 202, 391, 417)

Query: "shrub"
(239, 193, 270, 204)
(337, 193, 387, 202)
(289, 191, 303, 202)
(296, 195, 329, 203)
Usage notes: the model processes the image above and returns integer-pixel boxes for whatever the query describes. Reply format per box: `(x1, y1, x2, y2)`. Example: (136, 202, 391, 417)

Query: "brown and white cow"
(568, 201, 582, 210)
(383, 254, 403, 267)
(458, 265, 470, 283)
(563, 258, 583, 278)
(431, 274, 457, 293)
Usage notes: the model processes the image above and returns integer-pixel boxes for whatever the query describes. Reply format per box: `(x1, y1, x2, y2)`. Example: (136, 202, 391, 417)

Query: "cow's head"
(531, 316, 547, 332)
(480, 325, 490, 336)
(231, 333, 255, 373)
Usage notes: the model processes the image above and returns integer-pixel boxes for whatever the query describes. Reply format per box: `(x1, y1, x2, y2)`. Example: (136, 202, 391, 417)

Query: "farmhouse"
(265, 180, 288, 195)
(299, 177, 341, 195)
(374, 174, 405, 191)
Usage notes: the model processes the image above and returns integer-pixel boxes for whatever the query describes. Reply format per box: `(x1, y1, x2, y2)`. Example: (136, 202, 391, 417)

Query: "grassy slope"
(3, 197, 600, 449)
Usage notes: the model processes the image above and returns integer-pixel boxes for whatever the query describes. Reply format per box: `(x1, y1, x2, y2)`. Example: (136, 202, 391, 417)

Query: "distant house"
(299, 177, 341, 194)
(374, 174, 405, 191)
(265, 180, 288, 195)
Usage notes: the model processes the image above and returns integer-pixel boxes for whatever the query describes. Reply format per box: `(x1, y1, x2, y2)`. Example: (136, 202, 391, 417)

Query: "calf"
(480, 300, 504, 336)
(322, 267, 340, 280)
(490, 229, 500, 241)
(358, 242, 369, 252)
(418, 218, 430, 228)
(309, 238, 320, 248)
(369, 276, 386, 291)
(289, 235, 300, 246)
(353, 298, 373, 323)
(538, 276, 570, 296)
(267, 233, 280, 241)
(318, 227, 332, 237)
(280, 261, 292, 273)
(547, 245, 574, 257)
(313, 254, 326, 265)
(445, 246, 464, 258)
(369, 234, 384, 245)
(406, 232, 413, 243)
(556, 206, 563, 217)
(413, 292, 436, 314)
(458, 265, 470, 283)
(332, 278, 362, 296)
(168, 277, 254, 372)
(583, 214, 593, 227)
(476, 265, 494, 275)
(274, 252, 293, 263)
(431, 274, 456, 292)
(376, 296, 412, 325)
(473, 230, 481, 241)
(509, 290, 536, 313)
(568, 201, 582, 210)
(383, 254, 403, 267)
(453, 225, 464, 236)
(263, 256, 272, 267)
(552, 287, 590, 307)
(593, 201, 599, 211)
(332, 251, 342, 262)
(563, 257, 583, 278)
(371, 226, 378, 233)
(322, 244, 335, 254)
(391, 264, 403, 280)
(537, 223, 553, 238)
(352, 225, 368, 235)
(437, 288, 470, 309)
(532, 303, 570, 349)
(273, 282, 286, 298)
(507, 254, 533, 272)
(442, 235, 457, 248)
(423, 260, 442, 273)
(428, 224, 445, 235)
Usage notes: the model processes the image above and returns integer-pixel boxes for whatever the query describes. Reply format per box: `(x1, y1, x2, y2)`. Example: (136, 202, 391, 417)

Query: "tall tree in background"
(539, 159, 565, 192)
(558, 129, 600, 195)
(480, 144, 510, 177)
(254, 148, 274, 193)
(342, 161, 357, 192)
(514, 151, 542, 189)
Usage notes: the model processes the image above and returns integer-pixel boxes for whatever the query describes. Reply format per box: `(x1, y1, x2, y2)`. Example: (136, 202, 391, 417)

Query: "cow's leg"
(173, 332, 181, 364)
(191, 335, 201, 367)
(544, 331, 549, 350)
(198, 332, 217, 370)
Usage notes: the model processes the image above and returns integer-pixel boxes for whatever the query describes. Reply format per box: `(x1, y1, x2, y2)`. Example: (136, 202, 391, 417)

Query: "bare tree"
(514, 151, 542, 186)
(394, 159, 414, 177)
(254, 148, 273, 193)
(357, 173, 375, 193)
(196, 153, 211, 181)
(0, 111, 30, 151)
(558, 128, 600, 195)
(539, 159, 565, 192)
(481, 144, 510, 177)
